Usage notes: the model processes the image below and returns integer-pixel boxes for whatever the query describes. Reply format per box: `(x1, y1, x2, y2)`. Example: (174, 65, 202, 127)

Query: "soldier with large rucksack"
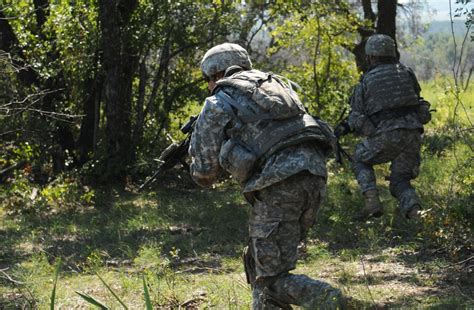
(335, 34, 431, 221)
(189, 43, 345, 309)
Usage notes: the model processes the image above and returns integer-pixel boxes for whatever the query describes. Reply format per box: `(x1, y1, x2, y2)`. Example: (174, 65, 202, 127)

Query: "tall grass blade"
(96, 273, 129, 309)
(75, 291, 110, 309)
(50, 258, 62, 310)
(142, 275, 153, 310)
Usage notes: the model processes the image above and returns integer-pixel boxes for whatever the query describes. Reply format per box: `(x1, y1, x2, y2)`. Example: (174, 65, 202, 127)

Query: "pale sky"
(404, 0, 473, 21)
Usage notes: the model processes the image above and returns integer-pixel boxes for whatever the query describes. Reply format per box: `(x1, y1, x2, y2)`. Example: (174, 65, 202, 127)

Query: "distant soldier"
(189, 43, 344, 309)
(335, 34, 431, 221)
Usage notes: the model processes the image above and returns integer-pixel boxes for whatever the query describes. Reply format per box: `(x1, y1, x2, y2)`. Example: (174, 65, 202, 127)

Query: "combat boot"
(406, 204, 421, 219)
(354, 189, 384, 221)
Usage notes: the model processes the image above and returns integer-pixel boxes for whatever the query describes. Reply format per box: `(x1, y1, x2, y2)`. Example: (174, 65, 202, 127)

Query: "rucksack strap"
(215, 90, 274, 123)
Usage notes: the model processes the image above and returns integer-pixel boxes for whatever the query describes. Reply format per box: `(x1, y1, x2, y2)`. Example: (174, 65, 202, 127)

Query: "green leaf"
(75, 291, 110, 309)
(96, 273, 128, 309)
(50, 258, 62, 310)
(142, 275, 153, 310)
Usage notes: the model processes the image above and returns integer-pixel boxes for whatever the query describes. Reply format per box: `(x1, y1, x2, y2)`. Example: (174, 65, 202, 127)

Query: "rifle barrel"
(138, 115, 196, 191)
(138, 165, 165, 191)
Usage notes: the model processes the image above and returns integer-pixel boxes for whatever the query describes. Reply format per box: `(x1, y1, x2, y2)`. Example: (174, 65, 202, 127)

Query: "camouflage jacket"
(348, 62, 423, 136)
(189, 82, 327, 193)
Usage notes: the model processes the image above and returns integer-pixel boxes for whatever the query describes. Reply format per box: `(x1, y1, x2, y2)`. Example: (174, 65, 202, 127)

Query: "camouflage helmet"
(365, 34, 396, 57)
(201, 43, 252, 79)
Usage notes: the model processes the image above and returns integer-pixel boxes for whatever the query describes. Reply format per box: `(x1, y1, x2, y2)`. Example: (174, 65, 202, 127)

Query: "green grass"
(0, 178, 253, 308)
(1, 172, 472, 308)
(0, 77, 473, 308)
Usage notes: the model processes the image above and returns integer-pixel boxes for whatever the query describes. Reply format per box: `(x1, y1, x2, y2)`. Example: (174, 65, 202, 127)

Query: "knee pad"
(389, 179, 411, 197)
(260, 274, 293, 310)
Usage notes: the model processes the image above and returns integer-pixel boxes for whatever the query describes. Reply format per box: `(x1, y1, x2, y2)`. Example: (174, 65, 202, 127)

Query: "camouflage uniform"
(247, 172, 344, 309)
(347, 61, 424, 216)
(190, 61, 343, 307)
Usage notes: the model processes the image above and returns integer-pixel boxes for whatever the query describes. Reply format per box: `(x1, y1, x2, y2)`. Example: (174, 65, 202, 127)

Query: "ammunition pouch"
(368, 105, 420, 127)
(417, 98, 432, 124)
(219, 140, 257, 182)
(359, 115, 377, 136)
(243, 245, 256, 285)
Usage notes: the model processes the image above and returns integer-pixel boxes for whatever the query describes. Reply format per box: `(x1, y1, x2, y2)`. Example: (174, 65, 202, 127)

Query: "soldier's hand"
(334, 121, 351, 138)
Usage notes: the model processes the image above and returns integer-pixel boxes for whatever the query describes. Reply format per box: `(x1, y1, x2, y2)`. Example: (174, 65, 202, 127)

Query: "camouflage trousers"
(352, 129, 422, 215)
(244, 171, 343, 309)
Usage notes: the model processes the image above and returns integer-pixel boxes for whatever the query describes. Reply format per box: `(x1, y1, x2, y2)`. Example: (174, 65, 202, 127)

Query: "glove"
(334, 121, 351, 138)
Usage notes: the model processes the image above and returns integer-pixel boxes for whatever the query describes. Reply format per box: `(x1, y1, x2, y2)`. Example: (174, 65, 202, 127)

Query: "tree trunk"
(32, 0, 77, 170)
(131, 57, 148, 159)
(33, 0, 49, 31)
(377, 0, 397, 39)
(353, 0, 399, 71)
(1, 4, 75, 172)
(78, 74, 102, 165)
(98, 0, 137, 182)
(362, 0, 376, 21)
(0, 11, 40, 86)
(352, 0, 376, 71)
(377, 0, 399, 59)
(77, 43, 103, 166)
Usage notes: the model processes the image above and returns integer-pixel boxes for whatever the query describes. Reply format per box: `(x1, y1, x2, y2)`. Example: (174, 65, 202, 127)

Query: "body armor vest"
(364, 63, 419, 116)
(214, 70, 334, 183)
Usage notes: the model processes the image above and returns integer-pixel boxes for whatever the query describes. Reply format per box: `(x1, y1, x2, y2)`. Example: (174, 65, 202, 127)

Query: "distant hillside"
(400, 18, 473, 81)
(426, 20, 469, 36)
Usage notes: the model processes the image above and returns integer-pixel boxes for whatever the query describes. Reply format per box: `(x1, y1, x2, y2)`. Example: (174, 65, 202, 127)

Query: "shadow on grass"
(383, 290, 474, 309)
(1, 168, 472, 306)
(0, 179, 248, 274)
(0, 295, 34, 309)
(0, 227, 28, 268)
(309, 170, 474, 305)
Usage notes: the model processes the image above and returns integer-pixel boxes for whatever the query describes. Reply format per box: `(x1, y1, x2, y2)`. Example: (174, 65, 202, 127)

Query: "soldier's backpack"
(214, 69, 335, 182)
(216, 69, 306, 120)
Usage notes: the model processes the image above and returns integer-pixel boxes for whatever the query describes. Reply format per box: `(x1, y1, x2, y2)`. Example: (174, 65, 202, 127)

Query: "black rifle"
(138, 115, 198, 191)
(335, 137, 352, 165)
(334, 108, 353, 165)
